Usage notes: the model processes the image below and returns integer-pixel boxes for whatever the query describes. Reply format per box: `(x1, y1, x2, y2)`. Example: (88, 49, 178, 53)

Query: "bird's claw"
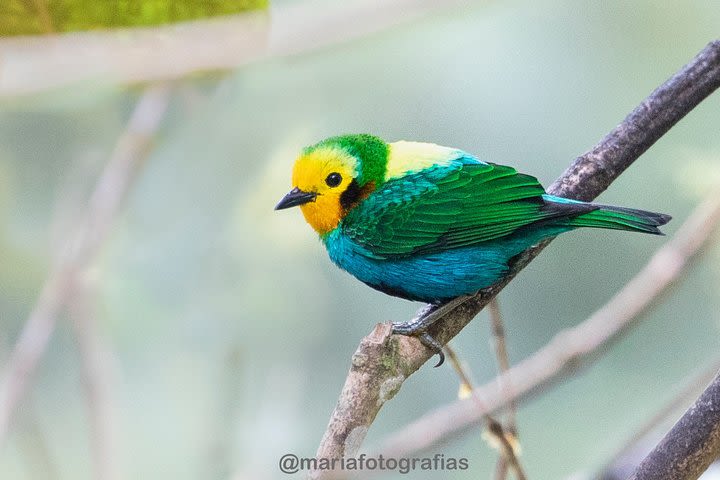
(419, 332, 445, 367)
(391, 323, 445, 367)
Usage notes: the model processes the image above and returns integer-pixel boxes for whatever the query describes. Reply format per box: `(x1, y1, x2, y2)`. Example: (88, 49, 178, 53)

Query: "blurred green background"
(0, 0, 267, 35)
(1, 1, 719, 479)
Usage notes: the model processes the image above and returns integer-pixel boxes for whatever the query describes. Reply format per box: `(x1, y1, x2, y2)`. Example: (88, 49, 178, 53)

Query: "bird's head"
(275, 134, 388, 235)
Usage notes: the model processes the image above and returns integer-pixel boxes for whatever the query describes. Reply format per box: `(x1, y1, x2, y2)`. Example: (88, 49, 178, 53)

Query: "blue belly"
(323, 227, 565, 303)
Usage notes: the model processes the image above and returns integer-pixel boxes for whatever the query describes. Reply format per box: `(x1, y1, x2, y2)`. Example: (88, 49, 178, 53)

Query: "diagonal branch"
(596, 358, 720, 480)
(374, 193, 720, 459)
(312, 39, 720, 476)
(628, 367, 720, 480)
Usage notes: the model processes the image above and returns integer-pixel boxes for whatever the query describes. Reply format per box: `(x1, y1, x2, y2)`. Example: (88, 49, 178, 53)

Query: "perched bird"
(275, 134, 670, 364)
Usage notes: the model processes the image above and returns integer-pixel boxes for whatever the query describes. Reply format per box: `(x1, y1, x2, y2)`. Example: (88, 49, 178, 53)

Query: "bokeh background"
(1, 1, 719, 479)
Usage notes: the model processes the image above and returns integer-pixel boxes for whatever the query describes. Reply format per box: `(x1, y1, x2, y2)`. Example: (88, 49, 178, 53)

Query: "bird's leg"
(391, 295, 474, 367)
(391, 295, 471, 334)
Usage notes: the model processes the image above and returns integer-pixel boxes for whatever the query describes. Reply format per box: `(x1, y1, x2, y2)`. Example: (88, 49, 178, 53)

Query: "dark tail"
(543, 196, 672, 235)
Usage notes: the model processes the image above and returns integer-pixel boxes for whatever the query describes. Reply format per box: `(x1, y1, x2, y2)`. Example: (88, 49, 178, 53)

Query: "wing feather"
(342, 156, 553, 258)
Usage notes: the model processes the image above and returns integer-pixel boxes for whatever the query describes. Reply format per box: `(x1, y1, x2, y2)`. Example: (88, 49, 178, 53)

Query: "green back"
(342, 158, 554, 259)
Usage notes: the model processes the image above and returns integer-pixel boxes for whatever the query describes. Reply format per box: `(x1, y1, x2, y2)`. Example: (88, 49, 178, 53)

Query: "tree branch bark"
(312, 39, 720, 477)
(627, 369, 720, 480)
(595, 359, 720, 480)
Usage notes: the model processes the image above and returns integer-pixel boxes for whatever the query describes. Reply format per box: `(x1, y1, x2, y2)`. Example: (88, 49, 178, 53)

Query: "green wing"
(342, 159, 551, 259)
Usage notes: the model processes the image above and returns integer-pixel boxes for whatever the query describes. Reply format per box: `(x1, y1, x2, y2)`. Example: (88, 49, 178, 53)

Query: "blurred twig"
(19, 414, 58, 480)
(312, 40, 720, 476)
(69, 275, 121, 480)
(0, 338, 57, 479)
(488, 300, 515, 430)
(374, 192, 720, 458)
(488, 299, 517, 480)
(0, 0, 472, 97)
(0, 85, 171, 446)
(445, 345, 526, 480)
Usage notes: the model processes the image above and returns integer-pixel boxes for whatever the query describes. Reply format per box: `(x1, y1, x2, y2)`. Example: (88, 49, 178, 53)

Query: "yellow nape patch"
(291, 146, 358, 235)
(386, 141, 462, 180)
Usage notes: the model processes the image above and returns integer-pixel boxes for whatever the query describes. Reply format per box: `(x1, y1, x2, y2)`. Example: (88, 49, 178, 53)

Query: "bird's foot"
(390, 295, 473, 368)
(390, 323, 445, 367)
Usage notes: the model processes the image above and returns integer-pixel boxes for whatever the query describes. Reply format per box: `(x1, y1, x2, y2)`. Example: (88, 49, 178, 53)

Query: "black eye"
(325, 172, 342, 187)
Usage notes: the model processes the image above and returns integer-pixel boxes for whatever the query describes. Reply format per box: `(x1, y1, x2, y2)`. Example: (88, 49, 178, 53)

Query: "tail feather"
(562, 203, 672, 235)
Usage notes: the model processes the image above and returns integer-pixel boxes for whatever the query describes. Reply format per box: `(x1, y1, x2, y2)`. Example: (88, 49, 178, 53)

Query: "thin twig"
(18, 414, 59, 480)
(374, 193, 720, 458)
(46, 131, 124, 480)
(445, 345, 527, 480)
(495, 458, 510, 480)
(488, 299, 517, 480)
(312, 40, 720, 475)
(0, 85, 171, 445)
(489, 300, 516, 431)
(69, 275, 121, 480)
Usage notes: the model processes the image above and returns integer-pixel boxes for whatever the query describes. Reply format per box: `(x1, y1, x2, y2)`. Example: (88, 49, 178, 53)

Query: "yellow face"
(283, 146, 359, 235)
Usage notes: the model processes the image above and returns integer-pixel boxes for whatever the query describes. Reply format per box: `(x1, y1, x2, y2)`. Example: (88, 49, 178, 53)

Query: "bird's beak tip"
(275, 187, 317, 210)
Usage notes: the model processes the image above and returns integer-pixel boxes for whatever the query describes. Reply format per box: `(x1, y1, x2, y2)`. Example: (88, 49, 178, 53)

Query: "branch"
(70, 277, 121, 480)
(488, 299, 518, 480)
(444, 344, 526, 480)
(0, 0, 468, 97)
(628, 368, 720, 480)
(312, 39, 720, 474)
(374, 193, 720, 459)
(0, 85, 171, 445)
(595, 358, 720, 480)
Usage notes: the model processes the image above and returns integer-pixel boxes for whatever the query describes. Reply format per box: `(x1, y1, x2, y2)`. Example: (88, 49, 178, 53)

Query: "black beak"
(275, 187, 317, 210)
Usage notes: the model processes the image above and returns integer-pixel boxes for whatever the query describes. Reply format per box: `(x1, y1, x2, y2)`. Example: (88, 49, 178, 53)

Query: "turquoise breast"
(323, 227, 562, 303)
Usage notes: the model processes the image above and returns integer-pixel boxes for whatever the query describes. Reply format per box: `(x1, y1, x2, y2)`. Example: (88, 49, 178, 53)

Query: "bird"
(275, 134, 671, 366)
